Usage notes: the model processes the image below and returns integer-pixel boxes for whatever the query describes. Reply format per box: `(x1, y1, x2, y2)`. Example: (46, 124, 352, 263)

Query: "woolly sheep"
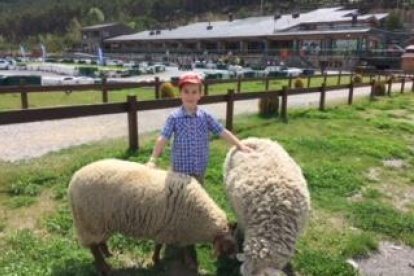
(223, 138, 311, 276)
(68, 159, 236, 275)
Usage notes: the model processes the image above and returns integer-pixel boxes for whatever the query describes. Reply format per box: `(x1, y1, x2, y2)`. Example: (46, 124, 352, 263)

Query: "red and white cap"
(178, 72, 203, 88)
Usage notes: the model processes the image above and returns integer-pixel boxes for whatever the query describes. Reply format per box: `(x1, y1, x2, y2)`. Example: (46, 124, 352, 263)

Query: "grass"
(0, 75, 374, 111)
(0, 93, 413, 275)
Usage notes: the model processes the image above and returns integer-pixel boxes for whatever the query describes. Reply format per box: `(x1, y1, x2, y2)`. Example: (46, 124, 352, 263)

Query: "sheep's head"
(213, 230, 237, 259)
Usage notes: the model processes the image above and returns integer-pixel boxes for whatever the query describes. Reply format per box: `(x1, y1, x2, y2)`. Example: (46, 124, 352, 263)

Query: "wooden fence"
(1, 74, 413, 152)
(0, 71, 402, 110)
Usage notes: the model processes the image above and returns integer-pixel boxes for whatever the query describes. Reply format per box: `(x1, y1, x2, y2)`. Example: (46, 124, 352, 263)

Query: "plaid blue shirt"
(161, 106, 224, 175)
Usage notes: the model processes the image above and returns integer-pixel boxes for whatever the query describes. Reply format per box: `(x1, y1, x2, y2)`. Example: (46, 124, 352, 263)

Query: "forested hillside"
(0, 0, 412, 51)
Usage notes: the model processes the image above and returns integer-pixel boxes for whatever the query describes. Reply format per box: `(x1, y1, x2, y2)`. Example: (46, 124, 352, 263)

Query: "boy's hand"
(146, 156, 158, 168)
(146, 161, 156, 168)
(238, 144, 254, 153)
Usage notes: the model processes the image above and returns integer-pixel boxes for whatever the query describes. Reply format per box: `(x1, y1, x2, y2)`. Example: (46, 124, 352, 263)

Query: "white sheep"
(68, 159, 236, 275)
(223, 138, 311, 276)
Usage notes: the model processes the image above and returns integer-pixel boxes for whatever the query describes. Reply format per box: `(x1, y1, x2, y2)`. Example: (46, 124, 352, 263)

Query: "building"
(81, 22, 134, 54)
(402, 45, 414, 72)
(104, 7, 407, 68)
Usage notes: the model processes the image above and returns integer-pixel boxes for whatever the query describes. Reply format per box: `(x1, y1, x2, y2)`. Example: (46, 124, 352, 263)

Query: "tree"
(85, 7, 105, 26)
(65, 18, 82, 49)
(385, 10, 404, 30)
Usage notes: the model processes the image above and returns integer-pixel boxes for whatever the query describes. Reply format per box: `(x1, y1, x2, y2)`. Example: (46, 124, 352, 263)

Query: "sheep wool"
(68, 159, 229, 248)
(223, 138, 310, 276)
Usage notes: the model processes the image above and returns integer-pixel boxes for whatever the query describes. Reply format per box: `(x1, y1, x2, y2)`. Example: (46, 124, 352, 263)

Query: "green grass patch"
(0, 93, 413, 275)
(348, 201, 414, 246)
(6, 196, 38, 209)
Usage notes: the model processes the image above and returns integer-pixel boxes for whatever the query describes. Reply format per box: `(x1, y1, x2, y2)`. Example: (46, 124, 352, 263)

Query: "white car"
(265, 66, 303, 77)
(42, 76, 95, 86)
(60, 76, 95, 85)
(284, 67, 303, 77)
(0, 59, 10, 70)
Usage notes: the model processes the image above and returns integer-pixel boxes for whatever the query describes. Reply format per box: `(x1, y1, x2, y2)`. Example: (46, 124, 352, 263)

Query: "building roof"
(81, 22, 123, 31)
(107, 7, 388, 42)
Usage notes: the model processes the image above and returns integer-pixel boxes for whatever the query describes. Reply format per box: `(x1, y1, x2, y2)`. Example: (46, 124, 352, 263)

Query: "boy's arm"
(148, 114, 174, 168)
(205, 111, 252, 153)
(220, 129, 253, 153)
(147, 136, 168, 168)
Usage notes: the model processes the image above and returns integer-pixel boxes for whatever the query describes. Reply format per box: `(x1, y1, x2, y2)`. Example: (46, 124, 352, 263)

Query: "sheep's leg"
(152, 243, 163, 264)
(90, 244, 111, 276)
(99, 242, 113, 258)
(282, 262, 296, 276)
(183, 245, 198, 271)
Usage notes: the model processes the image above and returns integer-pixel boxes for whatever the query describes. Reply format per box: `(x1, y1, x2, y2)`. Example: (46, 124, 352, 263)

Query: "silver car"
(0, 59, 10, 70)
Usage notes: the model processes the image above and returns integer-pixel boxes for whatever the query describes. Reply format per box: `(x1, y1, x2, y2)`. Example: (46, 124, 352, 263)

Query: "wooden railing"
(1, 74, 413, 152)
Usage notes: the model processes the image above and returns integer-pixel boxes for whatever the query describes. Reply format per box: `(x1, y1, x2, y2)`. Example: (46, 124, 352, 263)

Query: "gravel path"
(0, 82, 411, 162)
(354, 241, 414, 276)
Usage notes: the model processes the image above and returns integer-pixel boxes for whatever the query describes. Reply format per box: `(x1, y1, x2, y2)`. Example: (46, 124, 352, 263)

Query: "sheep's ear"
(212, 236, 222, 257)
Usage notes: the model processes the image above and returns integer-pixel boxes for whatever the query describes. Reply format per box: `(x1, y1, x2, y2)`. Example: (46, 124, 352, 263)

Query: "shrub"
(374, 81, 386, 96)
(388, 75, 396, 83)
(259, 96, 279, 118)
(353, 74, 363, 84)
(160, 82, 176, 99)
(294, 78, 305, 88)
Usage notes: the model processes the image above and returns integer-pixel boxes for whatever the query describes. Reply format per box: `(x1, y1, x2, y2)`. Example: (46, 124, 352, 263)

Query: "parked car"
(61, 76, 95, 85)
(0, 75, 42, 86)
(0, 59, 10, 70)
(265, 66, 303, 77)
(205, 62, 217, 69)
(354, 62, 376, 75)
(105, 59, 124, 67)
(42, 76, 95, 86)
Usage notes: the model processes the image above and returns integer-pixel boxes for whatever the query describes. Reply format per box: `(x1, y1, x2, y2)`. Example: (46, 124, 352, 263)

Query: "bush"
(160, 82, 176, 99)
(294, 78, 305, 88)
(374, 81, 387, 96)
(353, 74, 363, 84)
(259, 96, 279, 118)
(77, 66, 98, 77)
(388, 75, 396, 83)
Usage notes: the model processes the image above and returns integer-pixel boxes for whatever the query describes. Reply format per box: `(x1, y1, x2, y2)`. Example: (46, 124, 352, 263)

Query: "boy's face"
(180, 83, 202, 109)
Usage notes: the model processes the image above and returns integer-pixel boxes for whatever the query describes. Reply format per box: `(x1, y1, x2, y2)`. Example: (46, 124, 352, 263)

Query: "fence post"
(319, 82, 327, 111)
(155, 77, 160, 99)
(288, 76, 293, 88)
(127, 95, 139, 152)
(226, 89, 235, 131)
(370, 80, 376, 101)
(102, 77, 108, 103)
(265, 76, 270, 92)
(237, 75, 242, 93)
(411, 77, 414, 93)
(387, 78, 392, 96)
(369, 74, 373, 83)
(204, 82, 209, 96)
(401, 77, 406, 94)
(348, 80, 354, 105)
(307, 75, 312, 88)
(19, 79, 28, 109)
(323, 73, 328, 85)
(280, 86, 288, 123)
(337, 71, 342, 86)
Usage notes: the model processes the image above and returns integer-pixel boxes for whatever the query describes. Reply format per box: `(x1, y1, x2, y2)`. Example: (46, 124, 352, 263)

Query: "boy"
(147, 72, 251, 270)
(147, 72, 252, 180)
